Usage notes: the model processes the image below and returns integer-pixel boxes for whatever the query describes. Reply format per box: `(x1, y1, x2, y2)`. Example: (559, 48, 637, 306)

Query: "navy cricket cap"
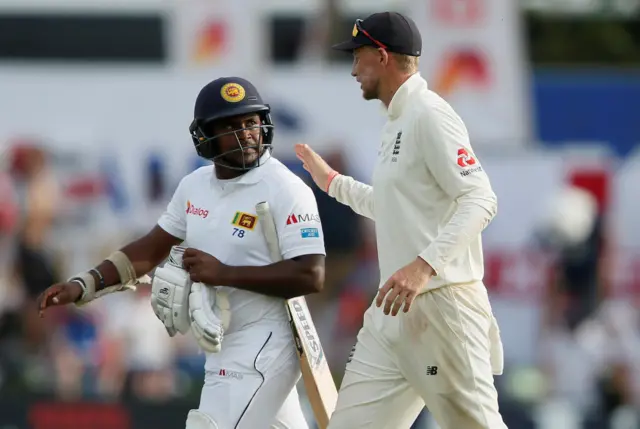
(332, 12, 422, 57)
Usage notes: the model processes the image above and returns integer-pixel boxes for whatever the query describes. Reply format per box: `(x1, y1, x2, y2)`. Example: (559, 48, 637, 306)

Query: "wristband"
(105, 250, 137, 287)
(69, 278, 87, 303)
(89, 268, 106, 291)
(325, 170, 339, 193)
(68, 271, 96, 303)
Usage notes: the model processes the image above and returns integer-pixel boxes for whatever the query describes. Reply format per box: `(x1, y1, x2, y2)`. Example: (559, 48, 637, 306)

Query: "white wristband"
(68, 272, 96, 302)
(69, 279, 87, 302)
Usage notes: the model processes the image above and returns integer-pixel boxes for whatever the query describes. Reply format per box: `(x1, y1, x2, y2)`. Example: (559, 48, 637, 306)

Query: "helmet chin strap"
(213, 150, 266, 171)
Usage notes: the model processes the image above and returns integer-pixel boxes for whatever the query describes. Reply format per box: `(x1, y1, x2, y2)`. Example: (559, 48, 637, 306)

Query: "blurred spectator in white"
(97, 287, 178, 402)
(534, 182, 639, 426)
(537, 184, 602, 330)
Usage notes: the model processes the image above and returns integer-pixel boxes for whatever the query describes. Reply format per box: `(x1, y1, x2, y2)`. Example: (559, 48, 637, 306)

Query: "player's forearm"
(419, 192, 497, 275)
(89, 226, 181, 290)
(92, 243, 162, 288)
(327, 175, 375, 220)
(221, 258, 325, 299)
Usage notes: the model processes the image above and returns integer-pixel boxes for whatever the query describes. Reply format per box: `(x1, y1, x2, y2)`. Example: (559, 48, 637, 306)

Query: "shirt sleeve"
(157, 177, 188, 240)
(416, 103, 498, 276)
(327, 175, 375, 220)
(272, 180, 326, 260)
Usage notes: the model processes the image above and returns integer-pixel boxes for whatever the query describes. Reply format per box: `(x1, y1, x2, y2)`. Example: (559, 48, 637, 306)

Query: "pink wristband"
(325, 170, 339, 193)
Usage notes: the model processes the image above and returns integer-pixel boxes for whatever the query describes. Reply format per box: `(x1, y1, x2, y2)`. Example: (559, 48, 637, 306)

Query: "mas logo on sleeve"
(231, 211, 257, 230)
(300, 228, 320, 238)
(286, 213, 320, 225)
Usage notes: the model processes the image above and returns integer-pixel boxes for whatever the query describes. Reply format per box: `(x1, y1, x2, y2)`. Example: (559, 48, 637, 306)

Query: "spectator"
(0, 167, 21, 391)
(8, 141, 61, 368)
(98, 288, 178, 402)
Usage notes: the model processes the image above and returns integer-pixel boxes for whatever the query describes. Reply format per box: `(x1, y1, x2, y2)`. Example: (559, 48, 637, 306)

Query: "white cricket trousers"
(197, 321, 309, 429)
(328, 282, 508, 429)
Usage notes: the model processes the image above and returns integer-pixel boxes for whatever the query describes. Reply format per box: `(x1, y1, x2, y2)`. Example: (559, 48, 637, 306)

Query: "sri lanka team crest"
(231, 211, 257, 230)
(220, 83, 246, 103)
(352, 24, 358, 37)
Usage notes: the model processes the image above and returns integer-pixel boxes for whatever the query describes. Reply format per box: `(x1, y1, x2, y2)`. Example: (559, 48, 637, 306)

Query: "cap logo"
(352, 23, 358, 38)
(220, 83, 246, 103)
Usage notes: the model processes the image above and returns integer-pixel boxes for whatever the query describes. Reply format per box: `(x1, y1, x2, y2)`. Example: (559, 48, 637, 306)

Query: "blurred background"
(0, 0, 639, 428)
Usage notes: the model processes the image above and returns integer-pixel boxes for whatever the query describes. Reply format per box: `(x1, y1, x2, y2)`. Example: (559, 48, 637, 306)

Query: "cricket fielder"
(37, 77, 326, 429)
(295, 12, 507, 429)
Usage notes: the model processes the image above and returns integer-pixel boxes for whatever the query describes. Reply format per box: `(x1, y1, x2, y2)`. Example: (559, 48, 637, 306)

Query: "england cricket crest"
(288, 297, 324, 369)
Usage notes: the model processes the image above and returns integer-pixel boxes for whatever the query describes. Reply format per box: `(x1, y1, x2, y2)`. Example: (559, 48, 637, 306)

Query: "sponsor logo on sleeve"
(286, 213, 321, 226)
(456, 148, 483, 177)
(300, 228, 320, 238)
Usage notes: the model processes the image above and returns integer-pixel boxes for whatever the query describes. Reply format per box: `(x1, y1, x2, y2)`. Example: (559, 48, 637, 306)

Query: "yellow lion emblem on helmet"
(220, 83, 246, 103)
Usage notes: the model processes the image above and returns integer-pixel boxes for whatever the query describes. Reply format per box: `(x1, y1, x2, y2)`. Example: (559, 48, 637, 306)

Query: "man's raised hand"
(294, 143, 339, 193)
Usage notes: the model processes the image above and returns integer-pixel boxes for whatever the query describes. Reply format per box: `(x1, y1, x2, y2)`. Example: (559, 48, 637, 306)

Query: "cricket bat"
(255, 201, 338, 429)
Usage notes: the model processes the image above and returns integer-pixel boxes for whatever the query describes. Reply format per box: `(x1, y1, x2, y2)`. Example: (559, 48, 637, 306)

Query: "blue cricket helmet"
(189, 77, 274, 170)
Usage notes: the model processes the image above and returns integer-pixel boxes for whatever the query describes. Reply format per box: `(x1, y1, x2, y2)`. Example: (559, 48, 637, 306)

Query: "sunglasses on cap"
(354, 19, 387, 50)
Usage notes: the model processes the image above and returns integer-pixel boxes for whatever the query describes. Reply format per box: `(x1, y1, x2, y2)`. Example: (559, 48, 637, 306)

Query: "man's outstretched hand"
(37, 282, 84, 317)
(294, 143, 338, 192)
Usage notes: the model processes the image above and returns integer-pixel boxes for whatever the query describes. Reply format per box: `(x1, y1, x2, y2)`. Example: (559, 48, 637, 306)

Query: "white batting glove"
(189, 283, 231, 353)
(151, 264, 192, 337)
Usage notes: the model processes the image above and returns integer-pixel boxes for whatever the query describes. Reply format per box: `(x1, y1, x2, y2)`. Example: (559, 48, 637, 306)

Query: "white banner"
(407, 0, 532, 147)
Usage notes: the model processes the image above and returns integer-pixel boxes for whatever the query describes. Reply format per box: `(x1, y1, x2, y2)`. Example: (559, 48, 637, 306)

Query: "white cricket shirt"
(329, 73, 497, 292)
(157, 156, 326, 333)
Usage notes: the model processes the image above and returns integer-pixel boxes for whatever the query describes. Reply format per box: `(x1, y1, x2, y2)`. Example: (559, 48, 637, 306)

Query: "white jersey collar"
(213, 152, 273, 189)
(386, 72, 426, 119)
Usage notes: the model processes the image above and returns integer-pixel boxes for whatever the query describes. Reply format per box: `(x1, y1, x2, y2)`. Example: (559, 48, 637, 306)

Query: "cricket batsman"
(295, 12, 508, 429)
(37, 77, 326, 429)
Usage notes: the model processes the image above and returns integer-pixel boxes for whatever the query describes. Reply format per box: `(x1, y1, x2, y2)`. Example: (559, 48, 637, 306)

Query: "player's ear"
(378, 48, 389, 67)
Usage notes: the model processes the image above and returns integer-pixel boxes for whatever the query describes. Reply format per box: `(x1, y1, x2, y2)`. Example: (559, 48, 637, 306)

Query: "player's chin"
(240, 149, 259, 164)
(362, 88, 378, 100)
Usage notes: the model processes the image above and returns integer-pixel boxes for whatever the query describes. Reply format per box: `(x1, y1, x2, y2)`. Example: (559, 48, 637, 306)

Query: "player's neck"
(215, 168, 246, 180)
(379, 72, 414, 108)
